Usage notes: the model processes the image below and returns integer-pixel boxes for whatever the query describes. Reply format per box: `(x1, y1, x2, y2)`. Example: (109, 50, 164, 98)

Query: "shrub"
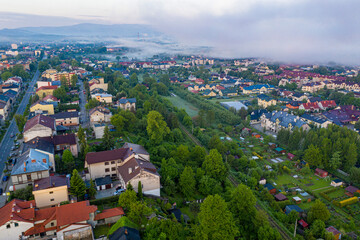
(339, 197, 358, 208)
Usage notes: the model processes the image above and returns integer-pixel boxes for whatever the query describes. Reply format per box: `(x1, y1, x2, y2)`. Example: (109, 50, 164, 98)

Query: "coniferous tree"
(69, 169, 87, 200)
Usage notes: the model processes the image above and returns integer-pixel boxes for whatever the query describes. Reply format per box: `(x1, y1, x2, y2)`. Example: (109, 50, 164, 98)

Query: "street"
(0, 69, 39, 196)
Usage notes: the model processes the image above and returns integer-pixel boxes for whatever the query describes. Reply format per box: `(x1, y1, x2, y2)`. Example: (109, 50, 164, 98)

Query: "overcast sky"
(0, 0, 359, 64)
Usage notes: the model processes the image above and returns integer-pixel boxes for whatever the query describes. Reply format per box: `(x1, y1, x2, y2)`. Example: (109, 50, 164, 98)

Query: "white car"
(113, 189, 125, 196)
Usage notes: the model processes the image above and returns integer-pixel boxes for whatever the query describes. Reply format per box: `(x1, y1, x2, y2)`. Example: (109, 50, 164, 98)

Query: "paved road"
(0, 69, 39, 175)
(79, 79, 89, 127)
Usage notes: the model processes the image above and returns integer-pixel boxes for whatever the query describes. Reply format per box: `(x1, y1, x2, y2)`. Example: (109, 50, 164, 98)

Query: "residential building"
(116, 98, 136, 111)
(92, 93, 113, 103)
(318, 100, 336, 110)
(33, 175, 69, 208)
(299, 102, 320, 112)
(30, 101, 55, 115)
(51, 111, 79, 126)
(23, 137, 55, 171)
(36, 86, 58, 99)
(261, 111, 310, 133)
(89, 77, 108, 92)
(41, 133, 78, 157)
(257, 94, 277, 108)
(89, 106, 112, 123)
(11, 149, 52, 190)
(300, 114, 332, 128)
(23, 114, 56, 142)
(250, 109, 268, 124)
(202, 89, 217, 97)
(242, 84, 275, 94)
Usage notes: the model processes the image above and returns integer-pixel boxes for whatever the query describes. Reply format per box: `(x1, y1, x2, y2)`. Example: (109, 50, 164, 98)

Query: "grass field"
(207, 95, 253, 104)
(165, 95, 199, 117)
(93, 224, 112, 238)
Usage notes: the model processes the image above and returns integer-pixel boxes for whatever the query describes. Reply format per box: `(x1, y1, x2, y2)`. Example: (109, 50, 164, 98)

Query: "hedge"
(339, 197, 358, 207)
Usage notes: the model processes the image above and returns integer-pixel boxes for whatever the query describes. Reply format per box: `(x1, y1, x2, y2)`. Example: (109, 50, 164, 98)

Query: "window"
(105, 168, 110, 172)
(27, 174, 31, 181)
(105, 162, 109, 165)
(111, 167, 116, 171)
(50, 199, 54, 202)
(14, 223, 18, 227)
(49, 191, 53, 194)
(111, 161, 115, 165)
(6, 224, 10, 229)
(51, 222, 54, 227)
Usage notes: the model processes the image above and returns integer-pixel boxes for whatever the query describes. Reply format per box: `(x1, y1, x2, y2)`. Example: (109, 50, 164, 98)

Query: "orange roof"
(0, 199, 36, 226)
(94, 207, 124, 221)
(56, 201, 97, 226)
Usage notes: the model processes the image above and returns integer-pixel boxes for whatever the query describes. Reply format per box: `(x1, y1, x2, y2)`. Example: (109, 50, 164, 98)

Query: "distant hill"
(0, 23, 164, 42)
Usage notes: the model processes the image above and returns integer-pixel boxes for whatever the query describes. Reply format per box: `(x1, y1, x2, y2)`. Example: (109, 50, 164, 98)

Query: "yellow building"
(92, 93, 113, 103)
(36, 86, 58, 99)
(258, 94, 277, 108)
(30, 101, 55, 115)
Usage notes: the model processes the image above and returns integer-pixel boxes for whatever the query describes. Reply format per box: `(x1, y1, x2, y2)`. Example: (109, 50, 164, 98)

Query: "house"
(2, 83, 20, 93)
(0, 199, 36, 240)
(89, 106, 112, 123)
(291, 92, 308, 102)
(202, 89, 217, 97)
(89, 77, 108, 92)
(331, 179, 343, 187)
(23, 114, 56, 143)
(32, 175, 69, 208)
(257, 94, 277, 108)
(41, 133, 78, 157)
(274, 147, 286, 154)
(117, 157, 160, 196)
(326, 226, 342, 240)
(345, 186, 359, 197)
(95, 176, 113, 190)
(300, 114, 333, 128)
(94, 207, 124, 225)
(287, 153, 295, 160)
(298, 219, 309, 229)
(23, 137, 55, 171)
(243, 84, 275, 94)
(221, 89, 238, 97)
(264, 183, 276, 194)
(250, 109, 268, 124)
(318, 100, 336, 110)
(293, 196, 302, 204)
(285, 205, 304, 215)
(0, 101, 8, 120)
(42, 95, 60, 107)
(274, 193, 288, 201)
(315, 168, 328, 178)
(261, 111, 310, 133)
(299, 102, 320, 112)
(109, 227, 141, 240)
(30, 101, 55, 115)
(116, 97, 136, 111)
(92, 123, 108, 139)
(51, 111, 79, 126)
(123, 142, 151, 161)
(92, 93, 113, 103)
(11, 149, 53, 190)
(36, 86, 58, 99)
(24, 201, 97, 239)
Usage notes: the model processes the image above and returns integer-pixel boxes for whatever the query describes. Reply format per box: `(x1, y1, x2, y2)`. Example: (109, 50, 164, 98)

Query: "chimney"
(128, 168, 132, 174)
(43, 159, 47, 163)
(130, 148, 133, 151)
(71, 199, 74, 203)
(24, 162, 26, 167)
(24, 167, 26, 172)
(12, 208, 14, 212)
(30, 203, 33, 208)
(17, 209, 20, 213)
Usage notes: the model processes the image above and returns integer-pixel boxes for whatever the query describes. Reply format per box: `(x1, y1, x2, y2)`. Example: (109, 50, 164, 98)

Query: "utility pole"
(294, 219, 297, 238)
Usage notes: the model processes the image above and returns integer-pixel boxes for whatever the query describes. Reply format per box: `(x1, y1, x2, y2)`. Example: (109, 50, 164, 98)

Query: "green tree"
(179, 166, 196, 199)
(308, 199, 330, 223)
(111, 114, 125, 135)
(128, 201, 151, 226)
(329, 151, 341, 170)
(71, 74, 78, 88)
(257, 224, 282, 240)
(195, 194, 238, 240)
(202, 149, 227, 182)
(69, 169, 87, 200)
(88, 179, 97, 199)
(62, 149, 75, 172)
(137, 181, 143, 199)
(349, 167, 360, 184)
(229, 184, 257, 237)
(129, 73, 138, 87)
(304, 144, 323, 167)
(355, 120, 360, 131)
(85, 98, 100, 110)
(190, 146, 207, 167)
(1, 71, 13, 81)
(311, 220, 326, 238)
(118, 189, 137, 209)
(102, 125, 113, 150)
(15, 114, 27, 132)
(344, 143, 357, 171)
(146, 111, 170, 144)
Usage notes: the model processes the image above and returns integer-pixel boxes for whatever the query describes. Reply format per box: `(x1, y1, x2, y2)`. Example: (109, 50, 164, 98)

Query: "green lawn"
(327, 188, 346, 199)
(165, 95, 199, 117)
(93, 224, 112, 238)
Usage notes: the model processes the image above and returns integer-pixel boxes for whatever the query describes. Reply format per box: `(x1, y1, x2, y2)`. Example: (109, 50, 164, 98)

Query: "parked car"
(113, 189, 125, 196)
(10, 134, 15, 138)
(2, 176, 9, 182)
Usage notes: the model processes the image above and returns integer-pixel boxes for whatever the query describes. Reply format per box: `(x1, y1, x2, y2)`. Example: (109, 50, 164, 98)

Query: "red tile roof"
(42, 95, 59, 102)
(56, 201, 97, 226)
(0, 199, 36, 226)
(24, 114, 55, 133)
(94, 207, 124, 220)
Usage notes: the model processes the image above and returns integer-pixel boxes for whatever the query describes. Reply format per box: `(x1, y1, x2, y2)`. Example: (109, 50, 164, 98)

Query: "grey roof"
(118, 98, 136, 104)
(265, 111, 307, 129)
(11, 149, 51, 175)
(95, 176, 112, 186)
(23, 137, 55, 154)
(123, 142, 149, 155)
(109, 227, 140, 240)
(220, 101, 248, 111)
(51, 111, 79, 119)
